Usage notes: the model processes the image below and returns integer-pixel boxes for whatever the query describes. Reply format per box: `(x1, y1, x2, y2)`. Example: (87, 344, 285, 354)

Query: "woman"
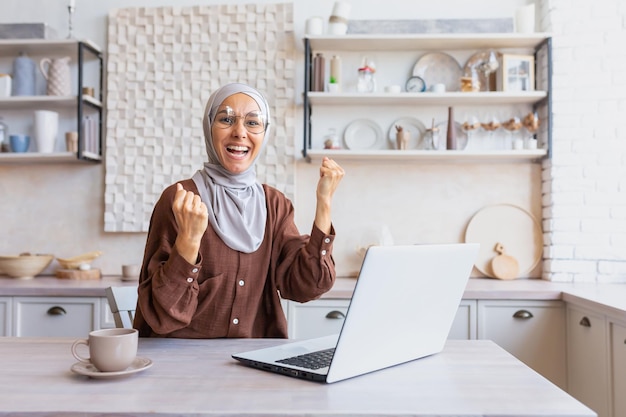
(133, 83, 345, 338)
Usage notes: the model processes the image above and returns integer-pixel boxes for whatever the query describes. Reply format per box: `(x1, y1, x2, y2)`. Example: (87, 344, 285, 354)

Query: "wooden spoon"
(491, 243, 519, 280)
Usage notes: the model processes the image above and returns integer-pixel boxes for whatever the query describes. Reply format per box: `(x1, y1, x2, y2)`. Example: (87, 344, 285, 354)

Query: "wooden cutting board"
(55, 268, 101, 280)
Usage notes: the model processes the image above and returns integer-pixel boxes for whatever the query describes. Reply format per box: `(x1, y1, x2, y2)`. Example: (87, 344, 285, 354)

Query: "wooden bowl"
(56, 250, 102, 270)
(0, 254, 54, 279)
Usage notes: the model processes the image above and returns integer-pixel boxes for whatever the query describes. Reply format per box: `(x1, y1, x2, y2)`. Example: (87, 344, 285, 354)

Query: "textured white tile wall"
(104, 3, 296, 232)
(542, 0, 626, 282)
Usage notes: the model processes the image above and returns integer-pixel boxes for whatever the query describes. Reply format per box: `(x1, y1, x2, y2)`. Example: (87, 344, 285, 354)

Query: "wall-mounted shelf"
(302, 33, 553, 162)
(305, 149, 547, 163)
(0, 39, 103, 164)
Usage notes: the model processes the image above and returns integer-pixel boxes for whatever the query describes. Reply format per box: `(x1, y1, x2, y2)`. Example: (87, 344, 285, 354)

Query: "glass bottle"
(446, 107, 457, 150)
(312, 53, 325, 92)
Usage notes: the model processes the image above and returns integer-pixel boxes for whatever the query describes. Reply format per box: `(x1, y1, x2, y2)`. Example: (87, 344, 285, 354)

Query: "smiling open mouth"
(227, 145, 249, 156)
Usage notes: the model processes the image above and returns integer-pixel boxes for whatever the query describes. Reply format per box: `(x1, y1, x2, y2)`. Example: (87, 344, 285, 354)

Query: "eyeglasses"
(214, 107, 267, 134)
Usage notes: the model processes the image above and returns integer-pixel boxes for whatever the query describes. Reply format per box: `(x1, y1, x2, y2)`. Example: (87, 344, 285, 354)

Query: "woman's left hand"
(314, 157, 344, 233)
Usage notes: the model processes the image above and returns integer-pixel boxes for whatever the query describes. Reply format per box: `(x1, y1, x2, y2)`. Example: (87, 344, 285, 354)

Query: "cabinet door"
(0, 297, 11, 336)
(448, 300, 477, 340)
(14, 297, 101, 337)
(611, 320, 626, 417)
(478, 300, 567, 390)
(287, 299, 349, 340)
(566, 305, 609, 417)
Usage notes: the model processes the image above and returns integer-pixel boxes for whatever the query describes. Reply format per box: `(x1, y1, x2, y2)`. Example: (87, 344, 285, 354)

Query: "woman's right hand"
(172, 183, 209, 264)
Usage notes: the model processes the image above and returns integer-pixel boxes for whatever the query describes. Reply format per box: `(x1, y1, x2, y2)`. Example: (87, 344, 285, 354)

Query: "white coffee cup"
(121, 264, 141, 279)
(34, 110, 59, 153)
(0, 74, 11, 98)
(71, 328, 138, 372)
(430, 83, 446, 93)
(305, 16, 324, 36)
(515, 4, 535, 33)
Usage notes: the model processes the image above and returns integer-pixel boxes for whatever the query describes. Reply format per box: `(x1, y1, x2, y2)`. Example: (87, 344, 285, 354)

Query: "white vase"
(34, 110, 59, 153)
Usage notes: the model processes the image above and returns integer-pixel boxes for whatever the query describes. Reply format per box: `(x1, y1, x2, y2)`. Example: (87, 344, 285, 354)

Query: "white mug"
(305, 17, 324, 36)
(0, 74, 11, 98)
(515, 4, 535, 33)
(34, 110, 59, 153)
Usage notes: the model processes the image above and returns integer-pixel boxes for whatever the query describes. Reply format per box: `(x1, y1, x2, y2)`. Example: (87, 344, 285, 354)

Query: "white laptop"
(232, 243, 479, 383)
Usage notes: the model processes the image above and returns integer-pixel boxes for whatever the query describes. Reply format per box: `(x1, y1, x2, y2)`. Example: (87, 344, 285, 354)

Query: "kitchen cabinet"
(287, 298, 349, 340)
(302, 34, 552, 162)
(13, 296, 105, 337)
(448, 299, 477, 340)
(0, 296, 11, 336)
(566, 304, 609, 417)
(0, 39, 103, 163)
(477, 300, 567, 390)
(610, 320, 626, 417)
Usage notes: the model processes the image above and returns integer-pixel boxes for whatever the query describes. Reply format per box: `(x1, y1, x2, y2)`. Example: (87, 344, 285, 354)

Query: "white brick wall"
(542, 0, 626, 282)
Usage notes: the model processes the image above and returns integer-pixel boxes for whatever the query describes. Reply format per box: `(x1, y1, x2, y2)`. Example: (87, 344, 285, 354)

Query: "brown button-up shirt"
(133, 179, 336, 338)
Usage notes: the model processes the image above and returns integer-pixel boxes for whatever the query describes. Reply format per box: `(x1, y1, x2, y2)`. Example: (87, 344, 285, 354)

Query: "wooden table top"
(0, 337, 595, 417)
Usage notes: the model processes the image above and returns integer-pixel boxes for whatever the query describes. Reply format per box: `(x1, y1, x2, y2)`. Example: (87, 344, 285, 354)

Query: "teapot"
(39, 56, 71, 96)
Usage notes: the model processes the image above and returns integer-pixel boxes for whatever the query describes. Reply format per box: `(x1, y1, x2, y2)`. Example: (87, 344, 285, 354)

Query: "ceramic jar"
(11, 53, 36, 96)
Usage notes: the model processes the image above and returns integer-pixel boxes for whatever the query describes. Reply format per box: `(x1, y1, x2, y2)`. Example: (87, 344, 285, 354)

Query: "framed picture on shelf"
(496, 54, 535, 92)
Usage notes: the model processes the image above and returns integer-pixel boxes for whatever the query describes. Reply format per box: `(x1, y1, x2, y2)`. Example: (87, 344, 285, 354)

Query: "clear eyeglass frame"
(214, 107, 267, 134)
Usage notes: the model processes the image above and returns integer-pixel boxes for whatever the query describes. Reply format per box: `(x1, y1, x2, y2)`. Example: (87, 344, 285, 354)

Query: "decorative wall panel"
(105, 3, 295, 232)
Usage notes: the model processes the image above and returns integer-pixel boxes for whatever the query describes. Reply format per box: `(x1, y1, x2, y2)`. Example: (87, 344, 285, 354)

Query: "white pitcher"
(39, 56, 71, 96)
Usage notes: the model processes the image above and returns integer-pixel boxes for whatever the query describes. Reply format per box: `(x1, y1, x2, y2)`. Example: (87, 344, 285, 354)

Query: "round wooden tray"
(464, 204, 542, 278)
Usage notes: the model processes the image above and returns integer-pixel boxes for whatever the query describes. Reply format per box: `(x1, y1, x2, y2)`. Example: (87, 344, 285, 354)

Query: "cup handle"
(71, 339, 91, 364)
(39, 58, 50, 80)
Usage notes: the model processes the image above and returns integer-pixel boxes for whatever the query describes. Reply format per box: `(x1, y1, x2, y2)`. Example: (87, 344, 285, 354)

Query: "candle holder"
(67, 5, 75, 39)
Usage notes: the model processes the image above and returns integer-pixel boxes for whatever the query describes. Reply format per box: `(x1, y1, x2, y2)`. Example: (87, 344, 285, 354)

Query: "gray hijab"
(191, 83, 270, 253)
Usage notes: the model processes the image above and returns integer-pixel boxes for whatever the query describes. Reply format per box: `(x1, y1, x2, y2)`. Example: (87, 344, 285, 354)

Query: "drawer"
(287, 299, 349, 340)
(14, 296, 101, 337)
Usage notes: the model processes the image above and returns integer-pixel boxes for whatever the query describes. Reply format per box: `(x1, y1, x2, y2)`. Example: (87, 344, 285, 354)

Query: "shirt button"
(233, 318, 239, 325)
(324, 238, 331, 244)
(238, 280, 245, 286)
(192, 268, 199, 273)
(321, 250, 327, 256)
(186, 277, 193, 283)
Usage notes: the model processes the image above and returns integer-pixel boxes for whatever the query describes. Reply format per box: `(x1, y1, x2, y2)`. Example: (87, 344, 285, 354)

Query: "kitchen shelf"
(307, 91, 547, 106)
(306, 33, 551, 51)
(0, 38, 103, 163)
(302, 33, 553, 161)
(0, 95, 102, 110)
(305, 149, 547, 163)
(0, 151, 100, 163)
(0, 39, 101, 56)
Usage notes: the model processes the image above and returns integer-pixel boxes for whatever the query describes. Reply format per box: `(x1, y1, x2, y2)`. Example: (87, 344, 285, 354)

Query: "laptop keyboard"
(276, 347, 335, 370)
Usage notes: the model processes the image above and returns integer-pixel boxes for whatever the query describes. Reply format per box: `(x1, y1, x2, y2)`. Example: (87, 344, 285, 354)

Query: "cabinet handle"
(513, 310, 533, 319)
(47, 306, 67, 316)
(325, 310, 345, 320)
(579, 316, 591, 327)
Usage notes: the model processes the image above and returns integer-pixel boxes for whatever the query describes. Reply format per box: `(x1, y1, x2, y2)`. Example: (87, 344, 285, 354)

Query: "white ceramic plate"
(71, 357, 153, 379)
(387, 117, 426, 150)
(412, 52, 463, 92)
(435, 121, 468, 150)
(343, 119, 385, 150)
(464, 204, 543, 278)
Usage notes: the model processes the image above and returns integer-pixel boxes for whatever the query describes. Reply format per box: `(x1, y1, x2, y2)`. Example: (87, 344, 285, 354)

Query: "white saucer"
(71, 357, 153, 379)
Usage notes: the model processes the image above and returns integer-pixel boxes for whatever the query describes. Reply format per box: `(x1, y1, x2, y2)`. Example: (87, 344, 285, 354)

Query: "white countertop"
(1, 276, 625, 320)
(0, 337, 595, 416)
